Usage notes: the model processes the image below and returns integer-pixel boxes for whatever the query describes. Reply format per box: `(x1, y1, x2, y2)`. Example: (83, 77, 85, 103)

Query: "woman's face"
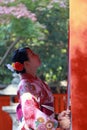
(26, 49, 41, 69)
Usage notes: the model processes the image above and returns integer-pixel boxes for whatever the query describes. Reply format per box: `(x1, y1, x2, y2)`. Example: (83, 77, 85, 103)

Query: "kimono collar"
(20, 73, 38, 81)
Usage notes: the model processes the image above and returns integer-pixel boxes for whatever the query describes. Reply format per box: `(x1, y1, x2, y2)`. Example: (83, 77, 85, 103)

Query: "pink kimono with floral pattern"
(17, 73, 58, 130)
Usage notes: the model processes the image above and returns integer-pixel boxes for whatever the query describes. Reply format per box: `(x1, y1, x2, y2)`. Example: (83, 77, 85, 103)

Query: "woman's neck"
(21, 73, 37, 80)
(26, 69, 37, 78)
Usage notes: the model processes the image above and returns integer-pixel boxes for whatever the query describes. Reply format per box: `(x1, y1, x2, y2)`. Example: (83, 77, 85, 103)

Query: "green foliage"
(19, 0, 51, 11)
(10, 17, 39, 38)
(36, 4, 69, 44)
(32, 43, 68, 83)
(0, 65, 12, 84)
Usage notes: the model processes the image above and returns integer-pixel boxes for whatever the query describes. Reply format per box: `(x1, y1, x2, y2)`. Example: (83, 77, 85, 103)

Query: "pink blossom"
(0, 0, 15, 4)
(47, 0, 67, 9)
(23, 100, 37, 120)
(0, 3, 37, 21)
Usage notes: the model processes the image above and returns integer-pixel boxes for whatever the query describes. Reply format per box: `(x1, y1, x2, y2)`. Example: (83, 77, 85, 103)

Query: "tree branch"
(0, 37, 21, 66)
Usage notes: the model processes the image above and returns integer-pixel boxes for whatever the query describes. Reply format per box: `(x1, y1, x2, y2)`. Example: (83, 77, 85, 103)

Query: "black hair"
(12, 47, 30, 74)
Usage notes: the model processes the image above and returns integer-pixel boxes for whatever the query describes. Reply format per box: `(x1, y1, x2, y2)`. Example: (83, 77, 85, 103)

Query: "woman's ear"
(24, 61, 30, 68)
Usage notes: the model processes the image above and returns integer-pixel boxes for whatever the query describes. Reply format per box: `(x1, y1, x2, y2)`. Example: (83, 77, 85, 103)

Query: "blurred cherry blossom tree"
(0, 3, 37, 21)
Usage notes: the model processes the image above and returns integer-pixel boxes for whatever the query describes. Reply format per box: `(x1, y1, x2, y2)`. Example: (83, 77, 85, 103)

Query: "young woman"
(12, 47, 70, 130)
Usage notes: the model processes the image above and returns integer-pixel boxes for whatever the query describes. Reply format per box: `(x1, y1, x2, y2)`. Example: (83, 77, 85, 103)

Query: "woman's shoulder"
(17, 79, 39, 95)
(18, 79, 31, 89)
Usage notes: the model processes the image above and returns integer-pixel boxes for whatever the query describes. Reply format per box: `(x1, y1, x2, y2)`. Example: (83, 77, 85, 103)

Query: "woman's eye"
(31, 52, 34, 55)
(30, 52, 35, 56)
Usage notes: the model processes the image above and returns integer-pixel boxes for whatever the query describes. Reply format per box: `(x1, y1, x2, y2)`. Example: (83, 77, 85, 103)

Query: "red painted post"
(53, 94, 67, 114)
(70, 0, 87, 129)
(0, 96, 12, 130)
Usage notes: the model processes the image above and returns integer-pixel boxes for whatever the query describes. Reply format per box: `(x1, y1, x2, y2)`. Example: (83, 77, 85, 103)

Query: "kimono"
(17, 73, 58, 130)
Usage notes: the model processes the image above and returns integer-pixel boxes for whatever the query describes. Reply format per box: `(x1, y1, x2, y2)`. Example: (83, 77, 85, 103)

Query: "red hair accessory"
(12, 62, 24, 71)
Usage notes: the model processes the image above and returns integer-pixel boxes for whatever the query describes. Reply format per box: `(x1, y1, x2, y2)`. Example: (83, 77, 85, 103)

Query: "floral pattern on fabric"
(17, 74, 58, 130)
(33, 108, 58, 130)
(35, 117, 57, 130)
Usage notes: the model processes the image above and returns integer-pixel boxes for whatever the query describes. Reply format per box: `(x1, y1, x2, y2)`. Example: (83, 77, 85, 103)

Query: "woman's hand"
(58, 109, 71, 129)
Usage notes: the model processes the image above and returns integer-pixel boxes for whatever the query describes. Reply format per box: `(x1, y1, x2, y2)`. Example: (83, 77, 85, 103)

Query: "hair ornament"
(12, 62, 24, 71)
(6, 64, 14, 72)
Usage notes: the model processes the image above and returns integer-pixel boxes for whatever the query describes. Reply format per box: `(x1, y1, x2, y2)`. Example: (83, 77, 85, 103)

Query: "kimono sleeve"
(20, 92, 58, 130)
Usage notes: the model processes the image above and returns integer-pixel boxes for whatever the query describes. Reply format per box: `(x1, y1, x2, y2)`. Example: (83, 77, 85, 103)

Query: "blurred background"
(0, 0, 69, 94)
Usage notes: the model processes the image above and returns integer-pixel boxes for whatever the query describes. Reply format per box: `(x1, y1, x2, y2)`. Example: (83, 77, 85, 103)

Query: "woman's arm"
(20, 92, 58, 130)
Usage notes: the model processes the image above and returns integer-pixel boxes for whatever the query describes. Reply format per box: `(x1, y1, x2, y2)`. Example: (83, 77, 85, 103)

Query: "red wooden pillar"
(0, 96, 12, 130)
(53, 94, 60, 114)
(53, 94, 67, 114)
(70, 0, 87, 130)
(59, 94, 67, 112)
